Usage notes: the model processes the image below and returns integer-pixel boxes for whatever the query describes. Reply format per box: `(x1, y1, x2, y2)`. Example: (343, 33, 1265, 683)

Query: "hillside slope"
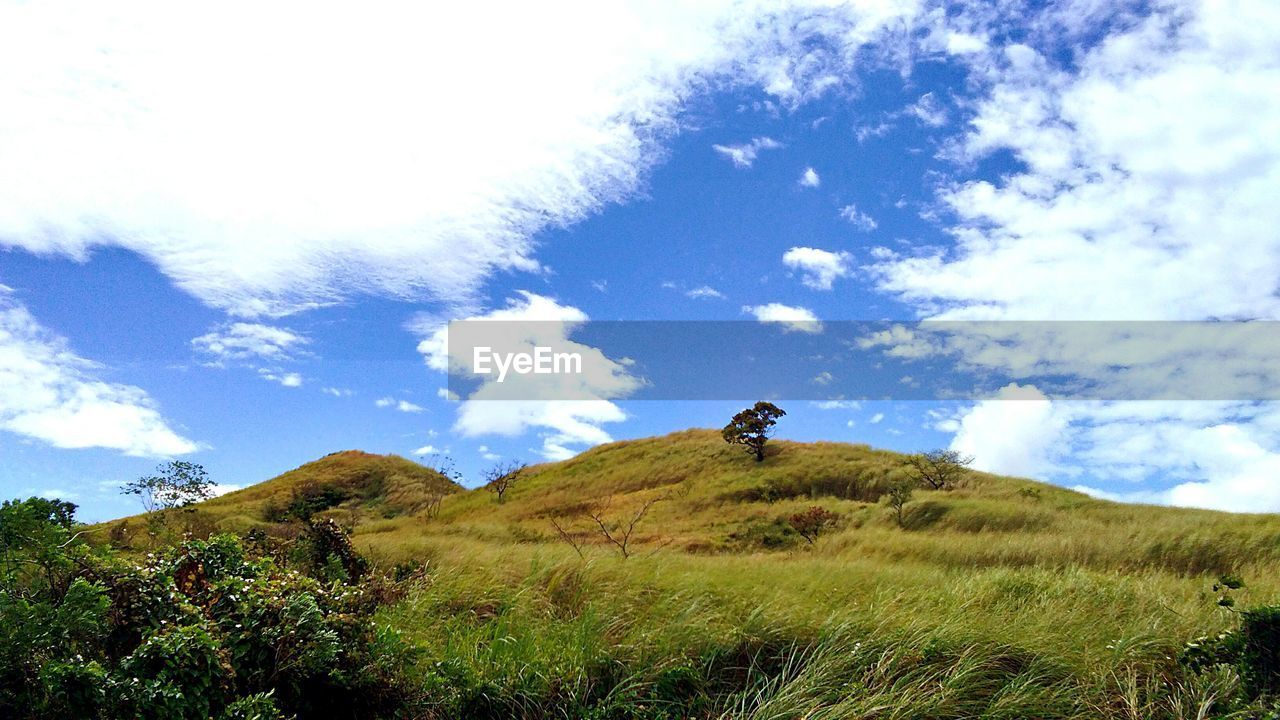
(162, 450, 463, 534)
(320, 429, 1280, 576)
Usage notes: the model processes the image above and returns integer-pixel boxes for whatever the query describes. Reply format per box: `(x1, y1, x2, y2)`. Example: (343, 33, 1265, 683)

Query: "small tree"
(907, 449, 974, 490)
(121, 461, 215, 514)
(586, 495, 665, 559)
(887, 480, 914, 528)
(722, 401, 787, 462)
(788, 506, 840, 545)
(483, 460, 526, 504)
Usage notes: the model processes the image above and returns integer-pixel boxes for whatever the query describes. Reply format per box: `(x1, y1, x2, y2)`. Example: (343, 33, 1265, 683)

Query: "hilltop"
(166, 450, 463, 535)
(93, 429, 1280, 718)
(134, 429, 1280, 578)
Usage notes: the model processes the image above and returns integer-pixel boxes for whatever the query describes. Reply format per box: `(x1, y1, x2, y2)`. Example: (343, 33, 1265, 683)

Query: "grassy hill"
(153, 449, 463, 535)
(104, 430, 1280, 718)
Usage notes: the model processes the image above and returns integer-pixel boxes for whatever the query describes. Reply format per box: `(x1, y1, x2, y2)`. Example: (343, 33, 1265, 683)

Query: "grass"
(99, 429, 1280, 717)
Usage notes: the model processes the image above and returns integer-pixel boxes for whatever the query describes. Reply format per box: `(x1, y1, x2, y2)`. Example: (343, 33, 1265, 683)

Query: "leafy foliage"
(906, 449, 973, 490)
(0, 497, 417, 719)
(722, 402, 787, 462)
(122, 461, 216, 514)
(886, 480, 914, 527)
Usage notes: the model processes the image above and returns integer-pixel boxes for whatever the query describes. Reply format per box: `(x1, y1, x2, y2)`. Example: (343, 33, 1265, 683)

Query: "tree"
(788, 506, 840, 545)
(121, 461, 215, 514)
(887, 480, 914, 528)
(722, 401, 787, 462)
(907, 449, 974, 490)
(483, 460, 526, 504)
(586, 495, 665, 559)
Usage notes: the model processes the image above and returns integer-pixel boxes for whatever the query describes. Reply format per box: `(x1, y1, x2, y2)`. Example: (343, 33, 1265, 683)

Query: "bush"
(0, 497, 419, 719)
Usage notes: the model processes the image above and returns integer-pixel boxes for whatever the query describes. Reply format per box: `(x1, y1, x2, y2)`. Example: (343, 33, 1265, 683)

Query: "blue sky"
(2, 0, 1280, 521)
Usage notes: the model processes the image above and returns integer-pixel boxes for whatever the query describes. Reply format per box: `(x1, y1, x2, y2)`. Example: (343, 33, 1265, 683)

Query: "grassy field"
(103, 429, 1280, 718)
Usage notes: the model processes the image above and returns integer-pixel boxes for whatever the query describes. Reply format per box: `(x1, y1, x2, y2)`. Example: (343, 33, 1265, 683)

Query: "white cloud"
(712, 136, 783, 168)
(948, 384, 1071, 479)
(0, 2, 922, 316)
(813, 400, 860, 410)
(870, 412, 884, 424)
(413, 445, 438, 456)
(838, 204, 877, 231)
(742, 303, 822, 333)
(417, 292, 639, 460)
(374, 396, 421, 412)
(799, 167, 821, 187)
(321, 387, 352, 397)
(0, 296, 198, 456)
(192, 322, 307, 363)
(867, 1, 1280, 513)
(875, 2, 1280, 321)
(686, 285, 725, 299)
(782, 247, 852, 290)
(258, 370, 303, 388)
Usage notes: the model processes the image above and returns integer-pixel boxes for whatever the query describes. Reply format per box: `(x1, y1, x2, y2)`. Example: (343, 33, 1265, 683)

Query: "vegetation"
(787, 505, 840, 544)
(907, 448, 974, 490)
(25, 428, 1280, 717)
(122, 460, 217, 513)
(482, 460, 526, 504)
(0, 498, 417, 719)
(722, 401, 786, 462)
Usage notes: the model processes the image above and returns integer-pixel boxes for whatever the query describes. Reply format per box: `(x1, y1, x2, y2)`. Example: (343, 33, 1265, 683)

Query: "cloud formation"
(0, 294, 198, 456)
(0, 1, 920, 316)
(743, 303, 822, 333)
(418, 291, 640, 460)
(712, 137, 783, 168)
(782, 247, 852, 290)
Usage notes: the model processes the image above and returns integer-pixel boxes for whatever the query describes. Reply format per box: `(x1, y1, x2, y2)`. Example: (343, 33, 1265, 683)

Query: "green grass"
(99, 429, 1280, 717)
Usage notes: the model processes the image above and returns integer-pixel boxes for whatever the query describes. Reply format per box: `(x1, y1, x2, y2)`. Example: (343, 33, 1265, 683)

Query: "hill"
(167, 450, 463, 535)
(99, 430, 1280, 717)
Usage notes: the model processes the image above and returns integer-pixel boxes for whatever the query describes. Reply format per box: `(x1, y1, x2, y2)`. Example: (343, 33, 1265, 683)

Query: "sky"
(2, 0, 1280, 521)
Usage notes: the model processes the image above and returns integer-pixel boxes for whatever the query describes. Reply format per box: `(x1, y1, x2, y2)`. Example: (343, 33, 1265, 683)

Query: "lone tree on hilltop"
(722, 401, 787, 462)
(121, 461, 215, 514)
(788, 506, 840, 545)
(907, 449, 974, 490)
(483, 460, 527, 504)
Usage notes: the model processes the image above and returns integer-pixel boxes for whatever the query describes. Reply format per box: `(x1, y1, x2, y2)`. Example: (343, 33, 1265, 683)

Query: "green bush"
(0, 496, 418, 719)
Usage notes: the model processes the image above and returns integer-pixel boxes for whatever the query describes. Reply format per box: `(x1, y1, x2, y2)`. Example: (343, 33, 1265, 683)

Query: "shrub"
(787, 506, 840, 545)
(0, 497, 418, 720)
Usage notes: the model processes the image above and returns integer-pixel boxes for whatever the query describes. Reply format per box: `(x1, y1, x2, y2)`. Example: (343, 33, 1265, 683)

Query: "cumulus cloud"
(874, 2, 1280, 321)
(417, 292, 640, 460)
(0, 295, 198, 456)
(743, 303, 822, 333)
(948, 384, 1071, 479)
(799, 167, 821, 187)
(712, 136, 783, 168)
(782, 247, 852, 290)
(948, 387, 1280, 512)
(0, 2, 922, 316)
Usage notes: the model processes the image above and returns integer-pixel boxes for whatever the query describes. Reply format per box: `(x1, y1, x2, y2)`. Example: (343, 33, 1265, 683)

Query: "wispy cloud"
(712, 137, 783, 168)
